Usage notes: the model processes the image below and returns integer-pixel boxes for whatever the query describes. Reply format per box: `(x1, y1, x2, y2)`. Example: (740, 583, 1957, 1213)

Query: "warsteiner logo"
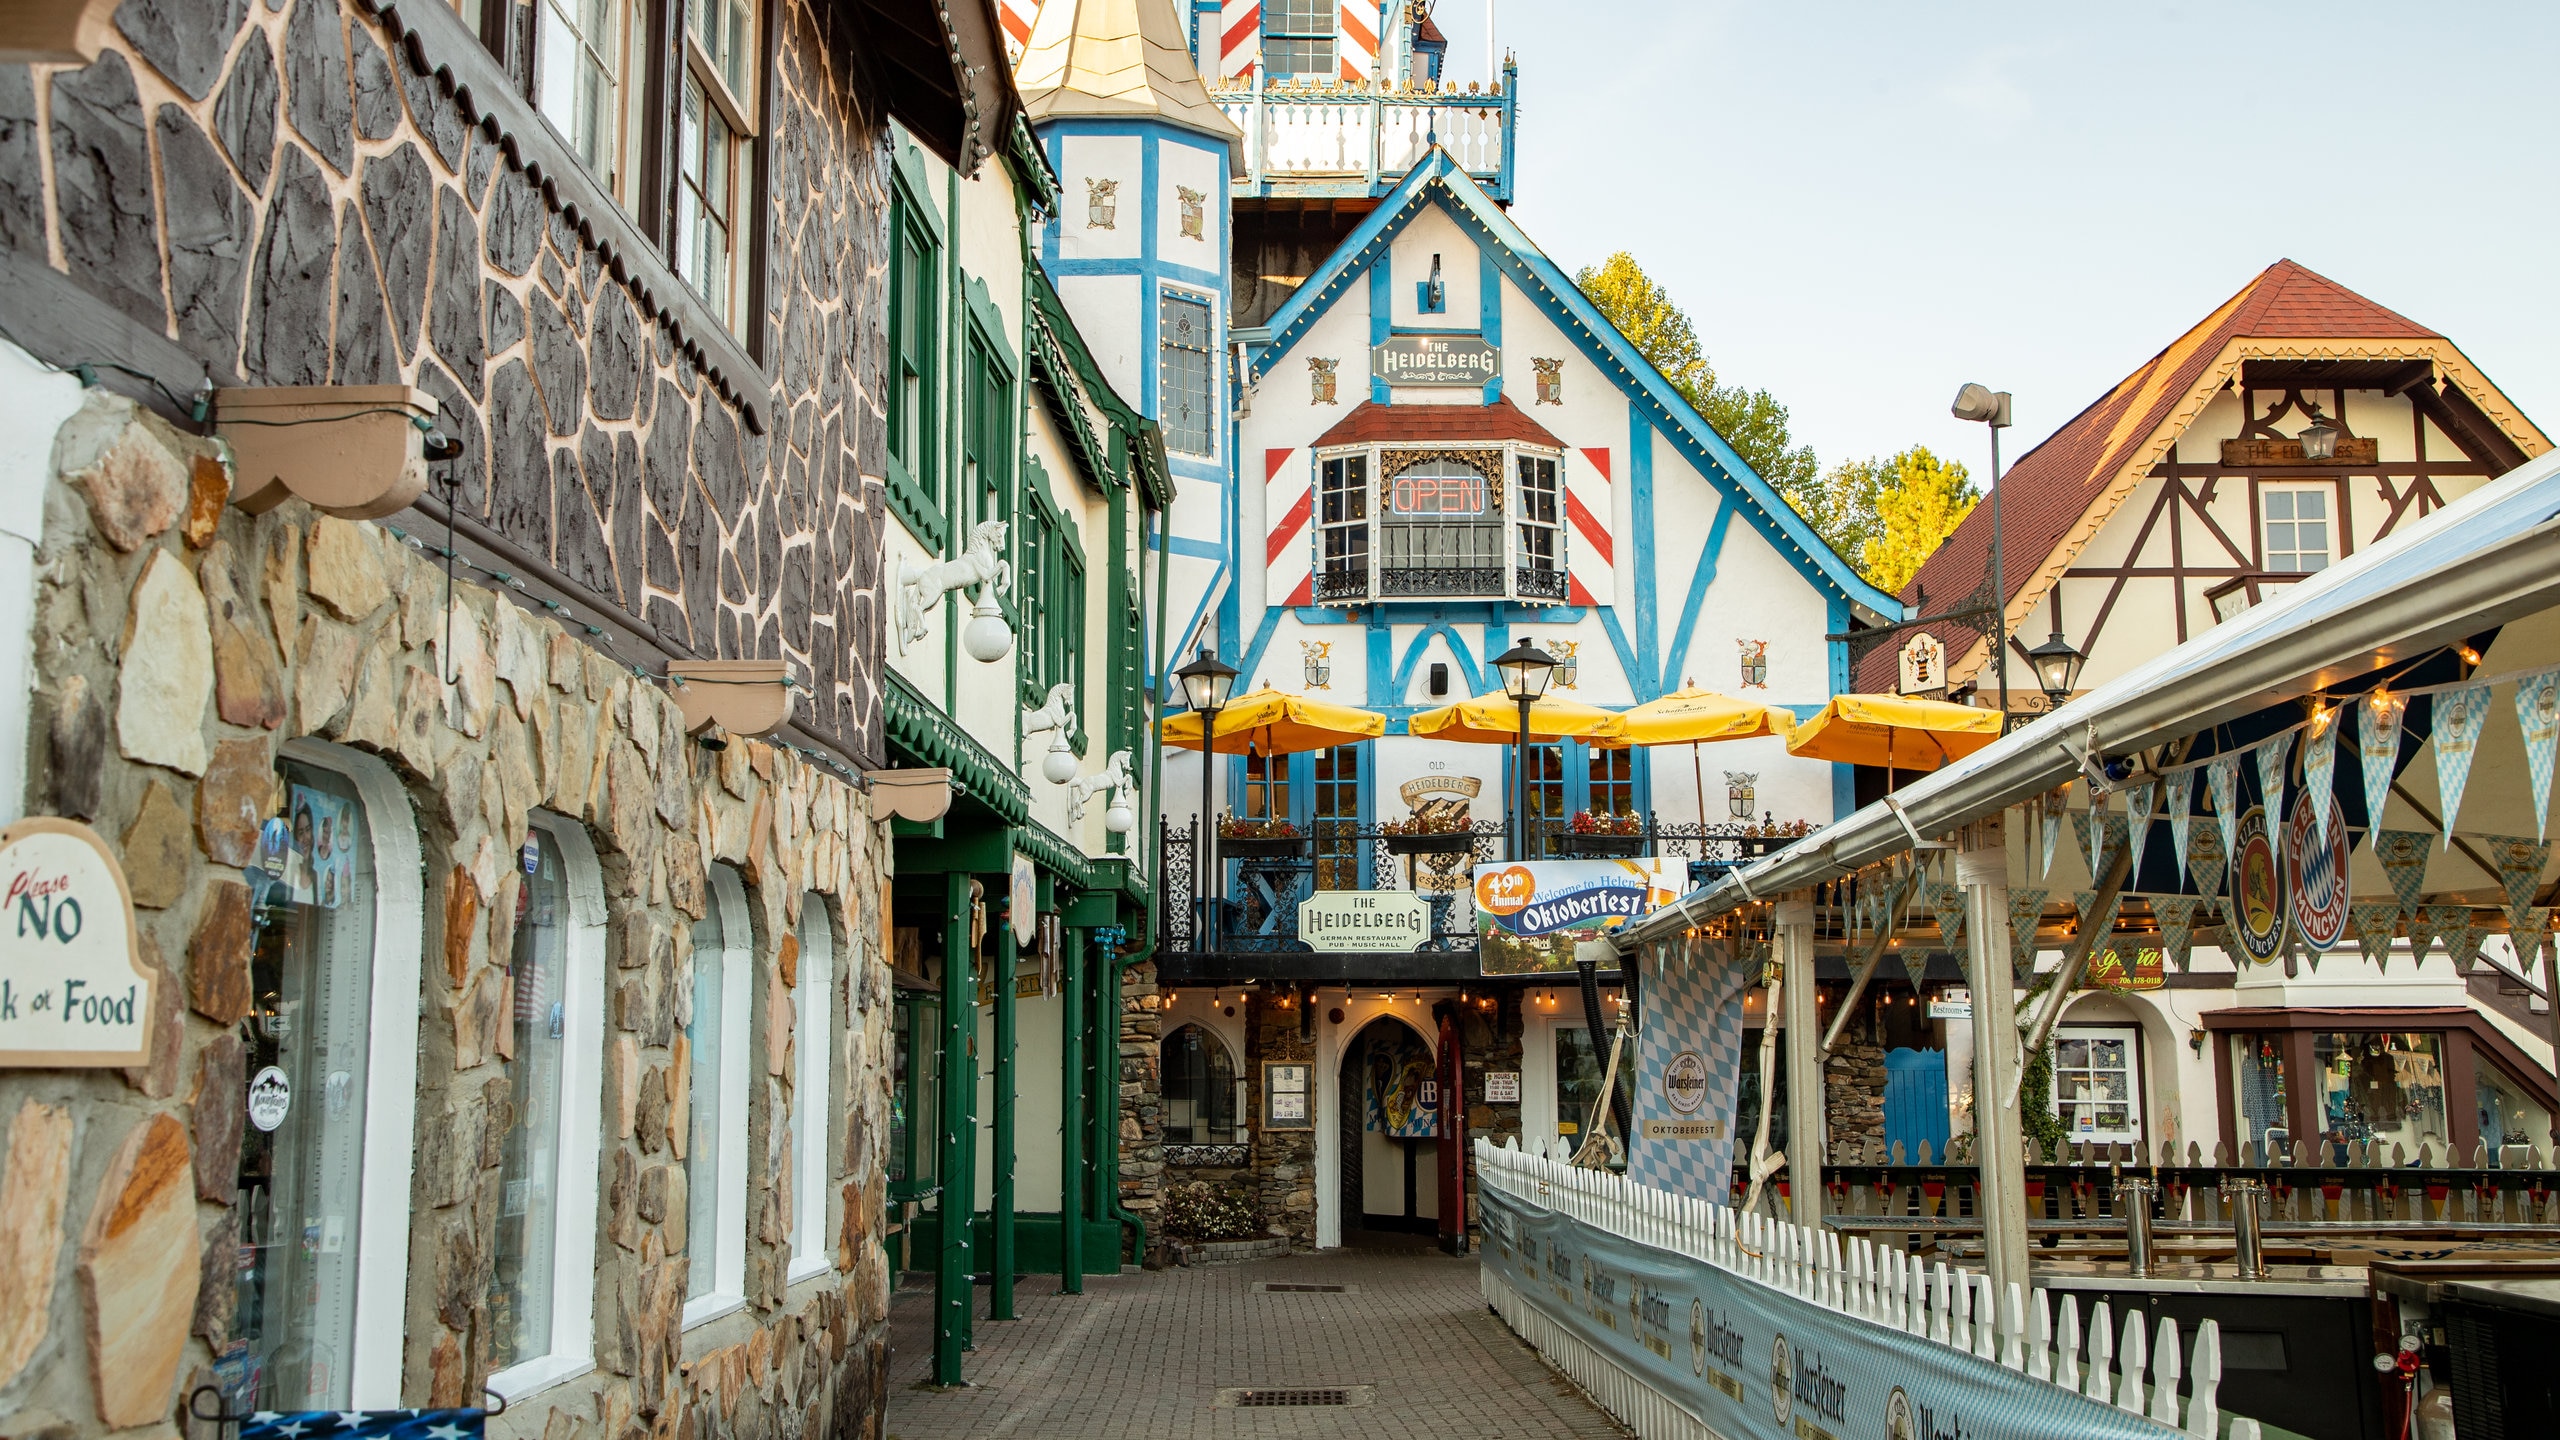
(1664, 1051, 1708, 1114)
(1886, 1388, 1917, 1440)
(1690, 1298, 1706, 1376)
(1770, 1335, 1793, 1426)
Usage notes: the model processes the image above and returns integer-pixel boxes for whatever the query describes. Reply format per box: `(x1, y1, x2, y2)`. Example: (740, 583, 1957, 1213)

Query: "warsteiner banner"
(1478, 1184, 2190, 1440)
(1474, 857, 1684, 974)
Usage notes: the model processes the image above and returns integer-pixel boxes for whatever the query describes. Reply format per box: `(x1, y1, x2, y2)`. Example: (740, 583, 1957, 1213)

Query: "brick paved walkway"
(882, 1239, 1630, 1439)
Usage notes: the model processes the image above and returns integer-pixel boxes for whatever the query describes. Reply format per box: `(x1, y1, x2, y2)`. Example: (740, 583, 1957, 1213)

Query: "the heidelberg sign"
(1372, 335, 1499, 387)
(1297, 891, 1432, 952)
(0, 818, 155, 1067)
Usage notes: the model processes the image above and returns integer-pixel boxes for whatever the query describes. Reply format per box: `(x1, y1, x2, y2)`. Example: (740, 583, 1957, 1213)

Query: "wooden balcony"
(1212, 64, 1519, 204)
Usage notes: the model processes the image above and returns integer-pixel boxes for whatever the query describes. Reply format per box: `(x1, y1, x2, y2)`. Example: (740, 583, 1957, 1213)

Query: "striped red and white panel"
(1218, 1, 1261, 79)
(1567, 447, 1615, 606)
(998, 0, 1039, 60)
(1338, 1, 1381, 82)
(1264, 446, 1314, 606)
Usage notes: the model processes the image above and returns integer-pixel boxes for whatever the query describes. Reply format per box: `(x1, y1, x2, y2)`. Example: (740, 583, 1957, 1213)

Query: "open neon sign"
(1389, 470, 1489, 517)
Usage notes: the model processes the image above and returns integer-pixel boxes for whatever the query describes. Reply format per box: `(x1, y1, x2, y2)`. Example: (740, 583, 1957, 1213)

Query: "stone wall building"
(0, 0, 1018, 1431)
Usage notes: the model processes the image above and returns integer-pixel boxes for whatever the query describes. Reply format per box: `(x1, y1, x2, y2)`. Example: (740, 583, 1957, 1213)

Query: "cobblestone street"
(883, 1242, 1630, 1439)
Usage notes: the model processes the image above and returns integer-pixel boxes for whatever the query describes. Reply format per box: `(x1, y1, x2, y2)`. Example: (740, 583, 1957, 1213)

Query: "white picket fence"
(1474, 1139, 2263, 1440)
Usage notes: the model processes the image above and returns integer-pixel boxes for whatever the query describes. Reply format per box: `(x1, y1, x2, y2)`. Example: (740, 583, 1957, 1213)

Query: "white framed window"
(230, 741, 423, 1408)
(1261, 0, 1337, 76)
(536, 0, 647, 204)
(1313, 444, 1570, 603)
(2260, 484, 2333, 573)
(676, 0, 760, 333)
(487, 815, 609, 1400)
(1159, 289, 1216, 457)
(788, 895, 836, 1284)
(2053, 1024, 2143, 1147)
(683, 864, 754, 1327)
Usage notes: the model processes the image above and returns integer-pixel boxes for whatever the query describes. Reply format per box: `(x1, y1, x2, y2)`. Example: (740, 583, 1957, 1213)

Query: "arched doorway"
(1336, 1017, 1441, 1242)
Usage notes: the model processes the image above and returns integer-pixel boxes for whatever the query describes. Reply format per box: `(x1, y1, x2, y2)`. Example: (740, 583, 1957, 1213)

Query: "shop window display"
(2314, 1032, 2447, 1158)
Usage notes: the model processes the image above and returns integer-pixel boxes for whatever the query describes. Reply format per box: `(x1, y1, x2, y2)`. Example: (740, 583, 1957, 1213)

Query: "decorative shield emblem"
(2233, 805, 2287, 963)
(2285, 789, 2350, 951)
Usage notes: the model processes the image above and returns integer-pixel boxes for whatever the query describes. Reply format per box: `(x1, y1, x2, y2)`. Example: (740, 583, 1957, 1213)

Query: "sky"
(1416, 0, 2560, 478)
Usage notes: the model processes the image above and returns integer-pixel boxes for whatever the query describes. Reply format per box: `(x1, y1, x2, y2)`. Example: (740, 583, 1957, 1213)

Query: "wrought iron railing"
(1379, 564, 1505, 597)
(1514, 566, 1567, 601)
(1158, 814, 1803, 955)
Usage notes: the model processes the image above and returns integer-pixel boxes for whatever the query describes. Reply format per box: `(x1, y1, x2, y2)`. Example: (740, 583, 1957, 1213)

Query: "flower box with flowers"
(1739, 817, 1814, 857)
(1556, 809, 1647, 857)
(1380, 815, 1476, 856)
(1216, 817, 1310, 858)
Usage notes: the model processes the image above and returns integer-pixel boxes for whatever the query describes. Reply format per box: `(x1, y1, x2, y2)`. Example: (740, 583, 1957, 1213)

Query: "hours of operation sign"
(0, 818, 156, 1067)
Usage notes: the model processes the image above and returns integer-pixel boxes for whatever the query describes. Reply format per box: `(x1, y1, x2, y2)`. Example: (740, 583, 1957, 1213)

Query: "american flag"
(241, 1411, 485, 1439)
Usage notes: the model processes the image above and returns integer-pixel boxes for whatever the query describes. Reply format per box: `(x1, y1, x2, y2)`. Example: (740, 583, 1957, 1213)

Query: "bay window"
(1311, 444, 1570, 603)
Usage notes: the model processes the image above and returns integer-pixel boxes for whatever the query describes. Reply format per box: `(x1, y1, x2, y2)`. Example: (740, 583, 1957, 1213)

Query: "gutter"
(1615, 515, 2560, 952)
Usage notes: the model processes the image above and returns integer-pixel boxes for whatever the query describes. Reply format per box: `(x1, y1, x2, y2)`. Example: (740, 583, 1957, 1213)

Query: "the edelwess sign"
(0, 818, 155, 1067)
(1296, 891, 1432, 952)
(1371, 334, 1500, 387)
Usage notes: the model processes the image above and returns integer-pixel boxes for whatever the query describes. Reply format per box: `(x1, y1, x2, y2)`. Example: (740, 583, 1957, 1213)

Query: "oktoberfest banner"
(1476, 857, 1687, 974)
(1629, 935, 1754, 1199)
(2164, 769, 2195, 888)
(2187, 819, 2227, 907)
(2517, 670, 2560, 843)
(1477, 1186, 2194, 1440)
(2359, 691, 2403, 844)
(2433, 684, 2494, 844)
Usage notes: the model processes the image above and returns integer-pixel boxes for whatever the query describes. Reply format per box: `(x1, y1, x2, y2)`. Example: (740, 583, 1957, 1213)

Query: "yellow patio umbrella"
(1784, 693, 2002, 785)
(1405, 692, 1627, 744)
(1159, 683, 1387, 755)
(1597, 682, 1796, 823)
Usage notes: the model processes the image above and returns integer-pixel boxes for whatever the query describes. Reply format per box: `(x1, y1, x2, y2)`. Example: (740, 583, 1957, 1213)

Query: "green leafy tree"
(1860, 446, 1978, 594)
(1574, 252, 1819, 497)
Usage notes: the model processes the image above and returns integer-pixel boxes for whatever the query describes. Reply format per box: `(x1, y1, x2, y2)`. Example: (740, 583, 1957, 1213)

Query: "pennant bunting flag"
(2188, 818, 2227, 903)
(2442, 907, 2485, 970)
(2008, 888, 2047, 981)
(2154, 896, 2197, 971)
(2513, 908, 2553, 978)
(2479, 834, 2553, 933)
(2255, 730, 2295, 839)
(1927, 882, 1966, 956)
(2359, 690, 2404, 841)
(2083, 789, 2110, 874)
(2518, 670, 2560, 843)
(2372, 829, 2435, 922)
(2303, 708, 2341, 847)
(2434, 683, 2495, 842)
(2165, 768, 2195, 889)
(2209, 754, 2241, 869)
(2040, 787, 2066, 880)
(2403, 905, 2444, 962)
(2350, 903, 2400, 969)
(2127, 778, 2157, 884)
(2073, 888, 2123, 958)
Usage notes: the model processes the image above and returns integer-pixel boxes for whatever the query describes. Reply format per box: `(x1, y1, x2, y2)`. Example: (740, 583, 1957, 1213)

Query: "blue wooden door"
(1882, 1048, 1950, 1161)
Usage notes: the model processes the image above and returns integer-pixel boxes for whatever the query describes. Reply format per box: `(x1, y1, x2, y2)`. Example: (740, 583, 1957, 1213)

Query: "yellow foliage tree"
(1855, 447, 1977, 593)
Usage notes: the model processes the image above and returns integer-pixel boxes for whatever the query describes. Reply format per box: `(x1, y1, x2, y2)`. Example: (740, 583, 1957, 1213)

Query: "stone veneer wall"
(1458, 995, 1525, 1241)
(0, 0, 892, 764)
(1117, 961, 1164, 1263)
(0, 391, 895, 1437)
(1245, 994, 1315, 1249)
(1825, 1039, 1887, 1160)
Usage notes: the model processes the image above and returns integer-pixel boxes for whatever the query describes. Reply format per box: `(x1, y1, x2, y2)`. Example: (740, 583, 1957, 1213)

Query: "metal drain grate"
(1254, 1282, 1350, 1293)
(1215, 1385, 1375, 1409)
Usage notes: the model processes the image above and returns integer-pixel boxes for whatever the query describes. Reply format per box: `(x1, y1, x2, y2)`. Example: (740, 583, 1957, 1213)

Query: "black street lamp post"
(1492, 640, 1557, 861)
(1175, 646, 1238, 945)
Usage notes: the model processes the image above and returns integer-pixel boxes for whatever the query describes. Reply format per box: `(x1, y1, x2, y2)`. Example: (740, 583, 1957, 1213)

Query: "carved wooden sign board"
(0, 818, 155, 1067)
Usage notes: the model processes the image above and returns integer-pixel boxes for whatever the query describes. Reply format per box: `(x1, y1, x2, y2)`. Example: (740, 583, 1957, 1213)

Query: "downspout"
(1097, 438, 1176, 1267)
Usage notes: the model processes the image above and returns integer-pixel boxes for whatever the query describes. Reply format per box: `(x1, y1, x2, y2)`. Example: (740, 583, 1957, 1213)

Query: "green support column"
(990, 895, 1019, 1321)
(933, 873, 975, 1385)
(1059, 924, 1087, 1293)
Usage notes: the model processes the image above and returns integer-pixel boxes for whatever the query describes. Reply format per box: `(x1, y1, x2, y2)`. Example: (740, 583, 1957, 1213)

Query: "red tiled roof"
(1312, 395, 1563, 449)
(1415, 10, 1446, 44)
(1855, 260, 2453, 692)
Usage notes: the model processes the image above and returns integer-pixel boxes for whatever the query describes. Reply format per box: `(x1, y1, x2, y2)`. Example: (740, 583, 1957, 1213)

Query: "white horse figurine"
(1068, 749, 1134, 824)
(1022, 682, 1076, 747)
(894, 520, 1010, 656)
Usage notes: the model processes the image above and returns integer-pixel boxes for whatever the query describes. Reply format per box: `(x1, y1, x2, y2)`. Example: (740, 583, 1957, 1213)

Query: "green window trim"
(886, 171, 945, 549)
(1014, 456, 1090, 751)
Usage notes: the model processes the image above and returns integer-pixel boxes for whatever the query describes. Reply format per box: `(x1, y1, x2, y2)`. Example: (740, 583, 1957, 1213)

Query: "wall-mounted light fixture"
(668, 660, 794, 740)
(2298, 404, 2341, 463)
(864, 767, 954, 824)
